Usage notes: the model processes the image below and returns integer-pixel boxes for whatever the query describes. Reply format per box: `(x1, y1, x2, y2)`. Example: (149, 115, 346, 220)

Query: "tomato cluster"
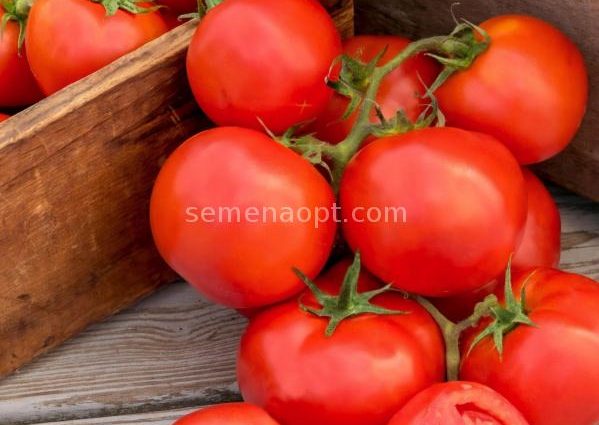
(154, 2, 598, 424)
(2, 0, 596, 424)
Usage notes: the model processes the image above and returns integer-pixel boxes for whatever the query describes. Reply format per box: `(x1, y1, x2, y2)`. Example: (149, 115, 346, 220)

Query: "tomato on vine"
(238, 256, 445, 425)
(437, 15, 588, 164)
(186, 0, 342, 134)
(150, 127, 336, 309)
(340, 127, 527, 297)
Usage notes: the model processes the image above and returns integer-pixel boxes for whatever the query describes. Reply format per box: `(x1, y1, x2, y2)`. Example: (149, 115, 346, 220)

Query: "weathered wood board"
(0, 0, 354, 381)
(0, 185, 597, 425)
(355, 0, 599, 201)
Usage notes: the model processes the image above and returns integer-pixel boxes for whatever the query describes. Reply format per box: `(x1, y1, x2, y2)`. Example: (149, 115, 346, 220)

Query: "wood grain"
(34, 408, 198, 425)
(0, 1, 353, 382)
(0, 186, 596, 425)
(355, 0, 599, 201)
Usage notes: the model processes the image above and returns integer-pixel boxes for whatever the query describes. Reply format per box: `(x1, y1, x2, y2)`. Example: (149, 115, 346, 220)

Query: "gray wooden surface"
(0, 184, 597, 425)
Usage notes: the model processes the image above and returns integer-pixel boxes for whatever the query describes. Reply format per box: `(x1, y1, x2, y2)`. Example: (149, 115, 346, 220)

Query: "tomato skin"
(432, 168, 560, 321)
(388, 381, 530, 425)
(512, 168, 561, 270)
(437, 15, 588, 164)
(186, 0, 342, 134)
(173, 403, 279, 425)
(150, 127, 336, 309)
(0, 10, 44, 107)
(238, 259, 445, 425)
(340, 127, 527, 297)
(0, 113, 9, 123)
(461, 269, 599, 425)
(26, 0, 168, 95)
(309, 35, 440, 144)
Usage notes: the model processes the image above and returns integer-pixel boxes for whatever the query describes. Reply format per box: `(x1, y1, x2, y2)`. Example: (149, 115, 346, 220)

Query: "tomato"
(461, 269, 599, 425)
(512, 168, 561, 270)
(157, 0, 197, 15)
(388, 381, 530, 425)
(432, 168, 560, 321)
(150, 127, 336, 309)
(173, 403, 279, 425)
(26, 0, 168, 95)
(437, 15, 588, 164)
(308, 35, 440, 144)
(0, 9, 43, 107)
(238, 258, 445, 425)
(340, 127, 527, 297)
(0, 113, 9, 123)
(186, 0, 342, 134)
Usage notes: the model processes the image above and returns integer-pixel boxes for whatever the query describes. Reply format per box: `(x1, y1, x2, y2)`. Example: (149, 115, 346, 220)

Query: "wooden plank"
(38, 411, 191, 425)
(355, 0, 599, 201)
(0, 0, 354, 382)
(34, 408, 197, 425)
(0, 283, 246, 425)
(0, 186, 596, 425)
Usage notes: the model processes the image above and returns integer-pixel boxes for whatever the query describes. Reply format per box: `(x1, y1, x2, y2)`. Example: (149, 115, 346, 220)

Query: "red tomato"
(461, 269, 599, 425)
(186, 0, 342, 134)
(0, 9, 43, 107)
(238, 259, 445, 425)
(340, 127, 527, 297)
(26, 0, 168, 95)
(0, 113, 9, 123)
(173, 403, 279, 425)
(388, 381, 530, 425)
(309, 35, 440, 144)
(157, 0, 198, 15)
(150, 127, 336, 309)
(437, 15, 588, 164)
(512, 168, 561, 270)
(432, 168, 561, 321)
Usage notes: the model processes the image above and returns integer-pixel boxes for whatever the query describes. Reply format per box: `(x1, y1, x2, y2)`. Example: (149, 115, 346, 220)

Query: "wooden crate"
(0, 1, 354, 380)
(355, 0, 599, 201)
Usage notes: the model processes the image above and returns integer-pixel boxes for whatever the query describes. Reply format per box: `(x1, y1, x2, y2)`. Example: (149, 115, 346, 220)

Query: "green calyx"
(467, 261, 537, 358)
(1, 0, 33, 51)
(295, 252, 407, 337)
(92, 0, 161, 16)
(180, 0, 225, 20)
(426, 21, 491, 93)
(328, 47, 387, 119)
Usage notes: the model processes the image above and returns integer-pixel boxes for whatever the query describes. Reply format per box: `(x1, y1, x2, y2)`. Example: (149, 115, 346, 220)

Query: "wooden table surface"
(1, 184, 597, 425)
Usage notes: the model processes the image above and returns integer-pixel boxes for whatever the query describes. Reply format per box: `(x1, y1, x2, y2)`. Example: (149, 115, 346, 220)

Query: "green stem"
(416, 295, 497, 381)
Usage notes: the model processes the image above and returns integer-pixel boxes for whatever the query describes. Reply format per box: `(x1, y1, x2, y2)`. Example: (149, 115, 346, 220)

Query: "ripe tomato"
(173, 403, 279, 425)
(461, 269, 599, 425)
(157, 0, 197, 15)
(432, 168, 560, 321)
(340, 127, 527, 297)
(150, 127, 336, 309)
(512, 168, 561, 270)
(238, 259, 445, 425)
(0, 113, 9, 123)
(26, 0, 168, 95)
(437, 15, 588, 164)
(186, 0, 342, 134)
(0, 9, 43, 107)
(309, 35, 440, 144)
(388, 381, 530, 425)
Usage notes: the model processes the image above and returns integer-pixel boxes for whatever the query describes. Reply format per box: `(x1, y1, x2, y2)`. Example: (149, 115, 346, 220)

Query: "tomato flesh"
(388, 381, 530, 425)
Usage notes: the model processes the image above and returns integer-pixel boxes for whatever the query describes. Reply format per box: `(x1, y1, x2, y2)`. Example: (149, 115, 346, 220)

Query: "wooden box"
(0, 0, 596, 381)
(0, 0, 353, 380)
